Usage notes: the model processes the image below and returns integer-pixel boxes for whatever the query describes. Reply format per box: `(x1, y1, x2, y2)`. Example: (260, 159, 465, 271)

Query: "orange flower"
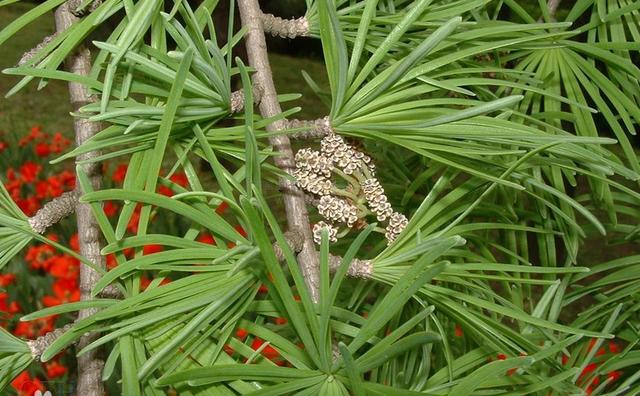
(0, 292, 21, 316)
(25, 243, 56, 270)
(48, 255, 80, 280)
(143, 244, 163, 255)
(609, 341, 621, 354)
(13, 315, 57, 338)
(235, 328, 248, 340)
(11, 371, 46, 396)
(197, 233, 216, 245)
(0, 273, 16, 287)
(454, 324, 463, 337)
(34, 142, 51, 157)
(103, 201, 118, 217)
(216, 201, 229, 214)
(16, 196, 40, 216)
(111, 164, 128, 183)
(19, 161, 41, 183)
(235, 225, 248, 238)
(251, 337, 280, 360)
(608, 371, 623, 382)
(45, 360, 68, 378)
(42, 278, 80, 307)
(69, 233, 79, 252)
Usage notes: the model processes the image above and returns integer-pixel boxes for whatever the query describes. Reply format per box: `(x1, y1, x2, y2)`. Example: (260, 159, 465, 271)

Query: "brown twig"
(261, 14, 310, 38)
(28, 190, 80, 234)
(54, 3, 105, 394)
(27, 323, 75, 361)
(547, 0, 561, 19)
(238, 0, 321, 302)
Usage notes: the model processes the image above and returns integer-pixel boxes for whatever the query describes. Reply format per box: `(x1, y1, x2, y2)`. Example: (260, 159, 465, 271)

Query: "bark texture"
(238, 0, 321, 302)
(261, 14, 310, 38)
(547, 0, 561, 18)
(54, 3, 105, 395)
(28, 190, 80, 234)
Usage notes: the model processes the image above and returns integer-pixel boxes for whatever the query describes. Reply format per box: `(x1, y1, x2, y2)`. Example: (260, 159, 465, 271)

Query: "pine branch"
(26, 323, 75, 361)
(54, 3, 105, 394)
(548, 0, 561, 19)
(28, 190, 80, 234)
(261, 14, 310, 38)
(18, 33, 58, 67)
(274, 230, 373, 279)
(284, 116, 333, 139)
(238, 0, 321, 302)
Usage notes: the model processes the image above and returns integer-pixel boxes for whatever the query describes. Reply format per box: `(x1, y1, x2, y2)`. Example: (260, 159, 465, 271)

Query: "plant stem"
(548, 0, 561, 19)
(237, 0, 320, 302)
(54, 3, 104, 394)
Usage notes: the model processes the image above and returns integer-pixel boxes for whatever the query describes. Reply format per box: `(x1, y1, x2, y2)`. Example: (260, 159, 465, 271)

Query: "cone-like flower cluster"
(313, 221, 338, 244)
(361, 178, 393, 221)
(317, 196, 359, 227)
(295, 131, 407, 245)
(385, 212, 408, 243)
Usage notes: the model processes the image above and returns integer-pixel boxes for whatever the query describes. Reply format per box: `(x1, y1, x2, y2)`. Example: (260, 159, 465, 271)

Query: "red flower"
(0, 273, 16, 287)
(236, 328, 248, 340)
(50, 132, 71, 153)
(258, 284, 268, 293)
(497, 353, 507, 360)
(35, 142, 51, 157)
(579, 363, 598, 381)
(274, 317, 288, 325)
(70, 233, 79, 252)
(251, 337, 280, 360)
(223, 344, 235, 356)
(16, 196, 40, 216)
(0, 292, 21, 316)
(45, 360, 67, 378)
(19, 126, 45, 146)
(11, 371, 46, 396)
(127, 207, 141, 234)
(13, 315, 57, 338)
(111, 164, 128, 183)
(609, 341, 621, 354)
(19, 161, 41, 183)
(143, 244, 163, 255)
(106, 254, 118, 270)
(43, 278, 80, 307)
(48, 255, 80, 280)
(158, 173, 188, 197)
(103, 201, 118, 217)
(608, 371, 623, 382)
(561, 354, 569, 365)
(216, 201, 229, 214)
(454, 324, 463, 337)
(0, 141, 8, 152)
(235, 225, 248, 238)
(57, 170, 76, 189)
(197, 233, 216, 245)
(25, 243, 56, 270)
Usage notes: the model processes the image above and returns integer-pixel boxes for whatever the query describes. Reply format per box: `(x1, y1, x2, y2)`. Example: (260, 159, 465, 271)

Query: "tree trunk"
(54, 3, 105, 395)
(237, 0, 320, 302)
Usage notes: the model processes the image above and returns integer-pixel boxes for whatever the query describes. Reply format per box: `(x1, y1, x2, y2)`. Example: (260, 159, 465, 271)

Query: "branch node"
(261, 14, 310, 38)
(18, 33, 59, 67)
(286, 116, 333, 139)
(27, 323, 74, 360)
(329, 255, 373, 279)
(28, 190, 80, 234)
